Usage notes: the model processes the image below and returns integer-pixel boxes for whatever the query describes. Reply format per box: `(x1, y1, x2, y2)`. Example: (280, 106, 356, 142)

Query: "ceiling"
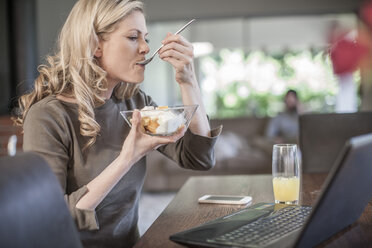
(142, 0, 363, 22)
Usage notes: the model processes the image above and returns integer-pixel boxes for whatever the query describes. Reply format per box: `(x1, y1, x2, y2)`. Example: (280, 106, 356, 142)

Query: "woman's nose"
(140, 40, 150, 54)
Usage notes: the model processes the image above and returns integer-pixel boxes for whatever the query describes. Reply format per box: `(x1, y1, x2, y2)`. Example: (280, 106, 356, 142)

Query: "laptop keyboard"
(207, 205, 312, 247)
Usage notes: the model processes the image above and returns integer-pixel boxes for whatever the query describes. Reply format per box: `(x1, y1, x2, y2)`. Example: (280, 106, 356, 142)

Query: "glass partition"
(142, 14, 358, 118)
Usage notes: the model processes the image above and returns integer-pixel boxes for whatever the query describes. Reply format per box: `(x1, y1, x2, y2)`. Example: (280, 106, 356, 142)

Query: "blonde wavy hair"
(15, 0, 144, 150)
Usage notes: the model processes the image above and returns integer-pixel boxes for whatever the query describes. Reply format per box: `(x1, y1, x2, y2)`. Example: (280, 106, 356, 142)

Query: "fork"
(137, 19, 195, 65)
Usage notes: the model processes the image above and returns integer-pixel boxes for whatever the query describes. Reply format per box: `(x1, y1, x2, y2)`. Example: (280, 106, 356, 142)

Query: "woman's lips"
(136, 59, 146, 65)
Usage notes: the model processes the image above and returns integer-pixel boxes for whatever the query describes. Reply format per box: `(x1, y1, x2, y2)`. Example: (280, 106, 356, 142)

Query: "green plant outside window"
(200, 49, 360, 118)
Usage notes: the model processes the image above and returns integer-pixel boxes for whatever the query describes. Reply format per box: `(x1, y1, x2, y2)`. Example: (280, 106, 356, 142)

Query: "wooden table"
(134, 174, 372, 248)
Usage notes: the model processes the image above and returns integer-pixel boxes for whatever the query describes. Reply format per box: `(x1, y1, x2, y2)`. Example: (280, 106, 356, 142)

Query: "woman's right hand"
(120, 110, 186, 165)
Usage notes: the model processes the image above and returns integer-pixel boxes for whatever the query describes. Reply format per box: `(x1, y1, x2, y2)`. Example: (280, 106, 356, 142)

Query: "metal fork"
(137, 19, 195, 65)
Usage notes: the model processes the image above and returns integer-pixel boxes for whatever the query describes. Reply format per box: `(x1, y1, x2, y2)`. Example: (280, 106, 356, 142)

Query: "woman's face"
(95, 11, 149, 87)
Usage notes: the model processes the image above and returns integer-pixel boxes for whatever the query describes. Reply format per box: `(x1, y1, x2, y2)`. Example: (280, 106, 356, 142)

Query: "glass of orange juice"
(272, 144, 300, 205)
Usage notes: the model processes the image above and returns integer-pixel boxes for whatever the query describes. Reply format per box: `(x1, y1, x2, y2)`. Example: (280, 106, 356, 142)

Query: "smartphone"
(198, 195, 252, 205)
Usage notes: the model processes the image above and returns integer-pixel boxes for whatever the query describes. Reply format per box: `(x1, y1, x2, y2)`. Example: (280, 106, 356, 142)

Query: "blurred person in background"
(265, 89, 302, 144)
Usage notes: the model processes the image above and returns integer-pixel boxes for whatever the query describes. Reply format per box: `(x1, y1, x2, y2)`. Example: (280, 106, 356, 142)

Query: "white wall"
(186, 14, 357, 53)
(141, 0, 362, 22)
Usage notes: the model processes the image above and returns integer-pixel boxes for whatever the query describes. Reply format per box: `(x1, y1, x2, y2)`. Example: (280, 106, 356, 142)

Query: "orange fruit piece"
(157, 106, 168, 110)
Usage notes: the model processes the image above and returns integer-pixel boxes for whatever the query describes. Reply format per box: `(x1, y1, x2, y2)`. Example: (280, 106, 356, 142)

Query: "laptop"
(299, 111, 372, 173)
(169, 132, 372, 248)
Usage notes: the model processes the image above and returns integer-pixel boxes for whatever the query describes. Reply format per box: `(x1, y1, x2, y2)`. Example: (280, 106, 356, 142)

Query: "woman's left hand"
(158, 33, 212, 138)
(158, 33, 196, 85)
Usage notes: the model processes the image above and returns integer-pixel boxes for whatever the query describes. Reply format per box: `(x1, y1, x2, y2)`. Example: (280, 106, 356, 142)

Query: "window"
(142, 14, 358, 118)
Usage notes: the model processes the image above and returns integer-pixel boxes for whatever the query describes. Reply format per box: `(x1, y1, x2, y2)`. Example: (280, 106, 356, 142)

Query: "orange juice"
(272, 176, 300, 204)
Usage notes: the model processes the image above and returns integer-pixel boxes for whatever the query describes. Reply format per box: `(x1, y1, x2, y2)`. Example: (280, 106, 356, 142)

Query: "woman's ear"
(94, 44, 102, 58)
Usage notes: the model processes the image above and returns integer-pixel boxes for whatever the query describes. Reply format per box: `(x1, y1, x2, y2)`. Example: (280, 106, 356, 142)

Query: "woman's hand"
(158, 33, 211, 137)
(120, 110, 186, 164)
(158, 33, 196, 85)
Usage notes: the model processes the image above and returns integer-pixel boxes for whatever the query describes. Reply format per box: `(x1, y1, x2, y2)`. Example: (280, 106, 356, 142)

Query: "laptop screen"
(295, 133, 372, 247)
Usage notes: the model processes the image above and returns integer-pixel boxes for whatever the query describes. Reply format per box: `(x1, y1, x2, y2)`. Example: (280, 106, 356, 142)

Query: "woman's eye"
(128, 36, 149, 43)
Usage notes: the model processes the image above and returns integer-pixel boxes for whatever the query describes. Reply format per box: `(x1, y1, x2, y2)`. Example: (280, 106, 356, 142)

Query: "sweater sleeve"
(157, 125, 222, 170)
(23, 104, 99, 230)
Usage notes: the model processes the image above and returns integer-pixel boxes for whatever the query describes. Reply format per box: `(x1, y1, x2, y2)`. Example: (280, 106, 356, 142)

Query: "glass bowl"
(120, 105, 199, 136)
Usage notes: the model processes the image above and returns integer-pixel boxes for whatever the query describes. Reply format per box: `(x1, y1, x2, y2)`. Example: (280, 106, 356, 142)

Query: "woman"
(15, 0, 221, 247)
